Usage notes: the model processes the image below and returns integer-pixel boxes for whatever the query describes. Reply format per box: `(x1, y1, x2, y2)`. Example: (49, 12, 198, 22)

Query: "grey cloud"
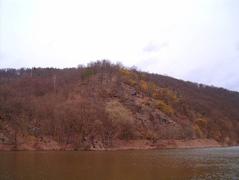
(183, 59, 239, 92)
(143, 42, 168, 53)
(236, 42, 239, 51)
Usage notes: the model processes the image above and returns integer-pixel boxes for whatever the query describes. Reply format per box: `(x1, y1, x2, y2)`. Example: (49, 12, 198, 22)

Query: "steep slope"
(0, 60, 238, 150)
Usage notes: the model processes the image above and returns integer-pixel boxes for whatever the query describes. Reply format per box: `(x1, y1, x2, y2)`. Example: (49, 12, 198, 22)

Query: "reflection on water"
(0, 147, 239, 180)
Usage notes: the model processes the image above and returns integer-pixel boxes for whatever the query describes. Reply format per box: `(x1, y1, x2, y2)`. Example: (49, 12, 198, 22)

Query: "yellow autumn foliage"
(195, 118, 208, 129)
(120, 69, 137, 80)
(156, 88, 179, 102)
(140, 80, 148, 92)
(193, 124, 204, 138)
(155, 100, 174, 115)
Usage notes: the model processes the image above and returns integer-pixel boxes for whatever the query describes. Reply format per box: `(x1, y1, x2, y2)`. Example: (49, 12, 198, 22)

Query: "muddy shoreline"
(0, 138, 228, 151)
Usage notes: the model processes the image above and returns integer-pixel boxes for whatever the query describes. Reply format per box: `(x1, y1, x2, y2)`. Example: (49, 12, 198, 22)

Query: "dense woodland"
(0, 60, 239, 150)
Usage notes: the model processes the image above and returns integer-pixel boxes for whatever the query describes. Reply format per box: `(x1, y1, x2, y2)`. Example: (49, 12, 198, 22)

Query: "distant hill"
(0, 60, 238, 150)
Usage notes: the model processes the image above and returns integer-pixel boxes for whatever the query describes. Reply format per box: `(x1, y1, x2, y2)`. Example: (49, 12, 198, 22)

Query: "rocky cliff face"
(0, 60, 238, 150)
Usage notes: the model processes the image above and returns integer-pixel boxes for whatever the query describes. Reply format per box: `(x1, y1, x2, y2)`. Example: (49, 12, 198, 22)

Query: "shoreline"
(0, 138, 230, 151)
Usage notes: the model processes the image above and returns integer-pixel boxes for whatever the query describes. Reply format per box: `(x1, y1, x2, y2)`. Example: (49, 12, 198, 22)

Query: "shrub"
(195, 118, 208, 129)
(193, 124, 204, 138)
(105, 100, 135, 140)
(155, 100, 174, 116)
(81, 69, 95, 80)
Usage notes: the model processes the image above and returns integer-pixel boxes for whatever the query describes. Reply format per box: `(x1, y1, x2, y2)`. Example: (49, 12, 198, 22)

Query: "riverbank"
(0, 138, 225, 151)
(105, 139, 222, 151)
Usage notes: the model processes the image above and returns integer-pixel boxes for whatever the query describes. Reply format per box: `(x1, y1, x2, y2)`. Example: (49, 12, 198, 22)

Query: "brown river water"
(0, 147, 239, 180)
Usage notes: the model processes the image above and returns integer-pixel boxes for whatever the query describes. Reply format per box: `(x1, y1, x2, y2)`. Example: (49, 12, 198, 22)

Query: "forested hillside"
(0, 60, 238, 150)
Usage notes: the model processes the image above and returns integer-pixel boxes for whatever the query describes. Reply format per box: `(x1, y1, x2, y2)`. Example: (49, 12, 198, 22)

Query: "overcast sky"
(0, 0, 239, 91)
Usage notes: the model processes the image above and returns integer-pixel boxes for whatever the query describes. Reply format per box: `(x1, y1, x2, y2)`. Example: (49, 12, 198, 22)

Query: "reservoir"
(0, 147, 239, 179)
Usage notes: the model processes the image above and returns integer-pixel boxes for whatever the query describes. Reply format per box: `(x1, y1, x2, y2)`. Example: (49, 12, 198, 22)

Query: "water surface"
(0, 147, 239, 180)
